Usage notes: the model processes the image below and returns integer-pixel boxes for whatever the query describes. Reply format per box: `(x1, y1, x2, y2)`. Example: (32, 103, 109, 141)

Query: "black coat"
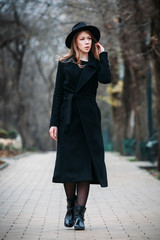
(50, 52, 111, 187)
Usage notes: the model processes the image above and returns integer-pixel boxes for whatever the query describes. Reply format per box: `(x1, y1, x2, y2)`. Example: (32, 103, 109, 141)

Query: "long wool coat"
(50, 52, 111, 187)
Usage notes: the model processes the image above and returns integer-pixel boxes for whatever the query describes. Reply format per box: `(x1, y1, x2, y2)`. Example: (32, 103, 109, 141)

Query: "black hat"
(65, 22, 100, 49)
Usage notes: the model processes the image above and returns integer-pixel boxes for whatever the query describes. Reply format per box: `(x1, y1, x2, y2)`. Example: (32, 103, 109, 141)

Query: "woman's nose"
(85, 39, 89, 44)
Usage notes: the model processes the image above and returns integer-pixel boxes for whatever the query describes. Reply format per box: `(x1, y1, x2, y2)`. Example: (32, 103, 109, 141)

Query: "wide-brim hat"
(65, 22, 100, 49)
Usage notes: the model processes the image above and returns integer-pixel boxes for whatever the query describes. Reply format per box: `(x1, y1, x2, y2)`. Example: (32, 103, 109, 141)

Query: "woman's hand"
(95, 43, 104, 54)
(49, 126, 58, 141)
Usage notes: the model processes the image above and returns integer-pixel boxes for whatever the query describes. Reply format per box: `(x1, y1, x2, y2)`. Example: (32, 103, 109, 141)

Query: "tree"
(0, 0, 66, 150)
(150, 0, 160, 170)
(117, 0, 152, 158)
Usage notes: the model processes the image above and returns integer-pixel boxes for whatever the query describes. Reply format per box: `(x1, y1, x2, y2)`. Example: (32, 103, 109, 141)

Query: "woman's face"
(76, 31, 92, 54)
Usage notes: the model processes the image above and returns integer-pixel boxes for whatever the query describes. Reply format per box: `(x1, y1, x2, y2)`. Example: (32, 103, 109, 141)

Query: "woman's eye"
(80, 37, 92, 40)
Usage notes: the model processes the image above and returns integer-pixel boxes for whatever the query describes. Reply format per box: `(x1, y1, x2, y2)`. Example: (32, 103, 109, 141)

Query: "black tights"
(64, 182, 90, 207)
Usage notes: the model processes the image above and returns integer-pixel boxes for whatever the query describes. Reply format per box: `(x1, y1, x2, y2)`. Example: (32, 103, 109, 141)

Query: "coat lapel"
(76, 54, 98, 92)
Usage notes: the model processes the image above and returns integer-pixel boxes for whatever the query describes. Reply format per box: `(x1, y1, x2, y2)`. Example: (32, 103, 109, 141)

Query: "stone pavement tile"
(0, 152, 160, 240)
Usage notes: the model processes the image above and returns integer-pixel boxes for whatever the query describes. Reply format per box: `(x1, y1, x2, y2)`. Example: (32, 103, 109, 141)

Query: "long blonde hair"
(59, 30, 100, 65)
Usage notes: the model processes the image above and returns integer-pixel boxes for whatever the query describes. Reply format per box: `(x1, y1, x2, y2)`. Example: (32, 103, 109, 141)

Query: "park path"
(0, 151, 160, 240)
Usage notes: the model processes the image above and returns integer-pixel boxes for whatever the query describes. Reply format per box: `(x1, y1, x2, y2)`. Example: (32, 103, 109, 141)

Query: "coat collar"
(76, 54, 98, 92)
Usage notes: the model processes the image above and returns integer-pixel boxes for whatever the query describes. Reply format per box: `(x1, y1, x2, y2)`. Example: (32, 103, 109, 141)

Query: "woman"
(49, 22, 111, 230)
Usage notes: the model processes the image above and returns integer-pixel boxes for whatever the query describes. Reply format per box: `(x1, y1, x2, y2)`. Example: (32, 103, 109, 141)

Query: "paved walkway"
(0, 152, 160, 240)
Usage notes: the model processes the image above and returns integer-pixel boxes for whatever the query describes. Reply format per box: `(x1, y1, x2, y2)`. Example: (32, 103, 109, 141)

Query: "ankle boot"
(74, 206, 86, 230)
(64, 196, 77, 227)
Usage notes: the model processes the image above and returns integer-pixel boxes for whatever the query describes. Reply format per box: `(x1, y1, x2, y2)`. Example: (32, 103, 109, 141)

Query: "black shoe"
(64, 196, 77, 228)
(74, 206, 86, 230)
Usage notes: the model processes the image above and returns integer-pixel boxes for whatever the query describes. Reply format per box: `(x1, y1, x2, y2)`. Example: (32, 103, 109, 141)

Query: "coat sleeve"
(97, 51, 111, 84)
(49, 61, 64, 128)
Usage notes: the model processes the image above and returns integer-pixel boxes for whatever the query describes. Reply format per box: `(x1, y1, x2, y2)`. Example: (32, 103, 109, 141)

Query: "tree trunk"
(151, 0, 160, 171)
(122, 59, 135, 139)
(118, 0, 151, 159)
(109, 56, 124, 153)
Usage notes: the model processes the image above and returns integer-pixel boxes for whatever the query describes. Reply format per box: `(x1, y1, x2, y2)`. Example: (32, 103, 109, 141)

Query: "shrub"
(157, 173, 160, 180)
(5, 145, 12, 150)
(0, 129, 8, 138)
(0, 143, 4, 150)
(7, 129, 18, 139)
(128, 157, 138, 162)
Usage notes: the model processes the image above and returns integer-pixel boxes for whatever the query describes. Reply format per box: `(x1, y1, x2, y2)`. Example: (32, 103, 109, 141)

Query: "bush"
(5, 145, 15, 150)
(7, 129, 18, 139)
(0, 129, 8, 138)
(0, 143, 4, 150)
(157, 173, 160, 180)
(128, 157, 138, 162)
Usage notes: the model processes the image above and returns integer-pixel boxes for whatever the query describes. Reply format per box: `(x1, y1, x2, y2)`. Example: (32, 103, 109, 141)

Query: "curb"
(0, 152, 32, 171)
(0, 161, 9, 170)
(0, 151, 32, 161)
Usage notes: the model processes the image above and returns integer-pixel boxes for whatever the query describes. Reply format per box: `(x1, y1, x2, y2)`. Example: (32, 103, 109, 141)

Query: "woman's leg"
(76, 181, 90, 206)
(64, 181, 90, 206)
(74, 181, 90, 230)
(64, 182, 76, 200)
(63, 182, 76, 228)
